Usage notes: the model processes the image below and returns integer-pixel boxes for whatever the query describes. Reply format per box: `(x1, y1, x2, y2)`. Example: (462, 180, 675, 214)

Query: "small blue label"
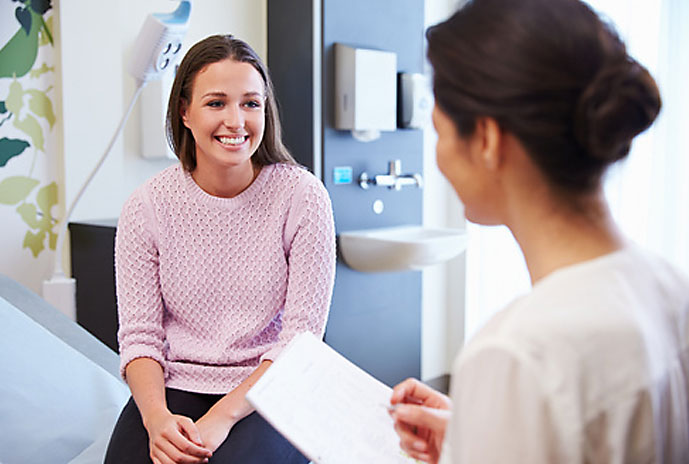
(333, 166, 353, 185)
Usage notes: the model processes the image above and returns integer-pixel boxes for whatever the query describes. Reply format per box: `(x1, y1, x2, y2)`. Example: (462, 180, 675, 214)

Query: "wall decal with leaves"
(0, 0, 58, 259)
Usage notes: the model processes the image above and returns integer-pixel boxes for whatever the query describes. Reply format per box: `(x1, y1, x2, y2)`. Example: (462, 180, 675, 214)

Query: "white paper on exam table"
(246, 332, 418, 464)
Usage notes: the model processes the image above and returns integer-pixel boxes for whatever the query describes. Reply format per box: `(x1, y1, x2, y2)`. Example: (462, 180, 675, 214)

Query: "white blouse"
(440, 246, 689, 463)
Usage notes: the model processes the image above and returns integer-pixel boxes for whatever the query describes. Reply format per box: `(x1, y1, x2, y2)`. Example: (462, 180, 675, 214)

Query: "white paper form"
(246, 332, 418, 464)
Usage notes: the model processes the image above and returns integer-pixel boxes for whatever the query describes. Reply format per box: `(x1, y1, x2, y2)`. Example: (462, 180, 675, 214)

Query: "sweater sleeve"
(260, 176, 336, 362)
(115, 188, 167, 381)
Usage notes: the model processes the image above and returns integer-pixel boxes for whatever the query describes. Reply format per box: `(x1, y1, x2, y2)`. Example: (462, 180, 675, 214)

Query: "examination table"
(0, 274, 129, 464)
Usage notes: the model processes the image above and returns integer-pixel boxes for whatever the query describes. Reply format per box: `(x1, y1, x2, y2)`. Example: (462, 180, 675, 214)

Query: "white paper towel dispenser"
(334, 43, 397, 142)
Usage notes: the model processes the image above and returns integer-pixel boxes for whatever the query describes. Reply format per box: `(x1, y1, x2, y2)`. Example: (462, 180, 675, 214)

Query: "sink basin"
(338, 225, 468, 272)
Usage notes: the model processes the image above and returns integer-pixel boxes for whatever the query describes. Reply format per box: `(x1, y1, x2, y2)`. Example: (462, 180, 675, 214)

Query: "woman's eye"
(207, 100, 223, 108)
(244, 100, 262, 109)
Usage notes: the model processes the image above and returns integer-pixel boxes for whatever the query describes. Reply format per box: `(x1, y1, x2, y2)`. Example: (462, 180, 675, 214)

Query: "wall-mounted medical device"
(131, 0, 192, 159)
(128, 0, 192, 85)
(334, 43, 397, 142)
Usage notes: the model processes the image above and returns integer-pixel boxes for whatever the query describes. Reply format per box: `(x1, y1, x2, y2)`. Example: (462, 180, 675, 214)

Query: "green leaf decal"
(6, 81, 24, 115)
(17, 182, 59, 257)
(38, 14, 53, 46)
(36, 181, 57, 215)
(23, 229, 45, 257)
(30, 0, 53, 16)
(0, 11, 41, 78)
(27, 89, 55, 128)
(0, 138, 31, 167)
(17, 202, 40, 228)
(0, 176, 39, 205)
(48, 230, 57, 249)
(13, 113, 44, 152)
(29, 63, 53, 78)
(16, 6, 33, 35)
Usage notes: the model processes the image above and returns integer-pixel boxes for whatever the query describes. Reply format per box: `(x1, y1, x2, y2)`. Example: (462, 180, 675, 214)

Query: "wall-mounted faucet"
(359, 160, 423, 191)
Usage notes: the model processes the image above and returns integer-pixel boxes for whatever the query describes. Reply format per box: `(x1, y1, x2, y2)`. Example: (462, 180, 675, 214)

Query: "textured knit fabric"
(115, 163, 336, 394)
(439, 246, 689, 464)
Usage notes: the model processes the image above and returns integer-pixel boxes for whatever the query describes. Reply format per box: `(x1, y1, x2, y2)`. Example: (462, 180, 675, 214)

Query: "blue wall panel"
(269, 0, 426, 386)
(322, 0, 425, 386)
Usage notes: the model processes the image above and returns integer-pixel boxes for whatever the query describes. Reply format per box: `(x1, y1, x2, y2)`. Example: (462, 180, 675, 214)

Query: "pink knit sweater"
(115, 163, 336, 394)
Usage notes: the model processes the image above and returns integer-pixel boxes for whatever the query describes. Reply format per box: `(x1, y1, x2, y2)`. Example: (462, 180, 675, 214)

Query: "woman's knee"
(104, 397, 151, 464)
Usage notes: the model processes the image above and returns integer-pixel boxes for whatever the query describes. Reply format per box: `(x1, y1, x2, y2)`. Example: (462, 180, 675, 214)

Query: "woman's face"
(182, 59, 266, 172)
(433, 104, 501, 225)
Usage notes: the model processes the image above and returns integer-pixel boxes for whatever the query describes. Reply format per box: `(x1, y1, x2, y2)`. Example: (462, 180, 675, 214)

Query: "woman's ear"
(180, 100, 190, 129)
(474, 117, 502, 171)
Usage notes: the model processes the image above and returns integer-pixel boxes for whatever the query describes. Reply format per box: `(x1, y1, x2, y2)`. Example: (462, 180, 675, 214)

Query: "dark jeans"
(104, 388, 307, 464)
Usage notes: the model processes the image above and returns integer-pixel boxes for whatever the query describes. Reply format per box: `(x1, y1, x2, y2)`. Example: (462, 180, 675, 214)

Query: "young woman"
(390, 0, 689, 462)
(105, 35, 335, 464)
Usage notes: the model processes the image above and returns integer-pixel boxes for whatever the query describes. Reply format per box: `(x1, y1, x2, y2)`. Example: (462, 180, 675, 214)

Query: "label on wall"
(332, 166, 353, 185)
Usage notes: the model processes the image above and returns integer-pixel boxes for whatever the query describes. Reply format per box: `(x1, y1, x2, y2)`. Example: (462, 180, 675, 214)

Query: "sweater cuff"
(119, 345, 167, 382)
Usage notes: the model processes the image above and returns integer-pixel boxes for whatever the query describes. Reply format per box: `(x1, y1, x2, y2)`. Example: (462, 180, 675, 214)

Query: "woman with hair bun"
(389, 0, 689, 462)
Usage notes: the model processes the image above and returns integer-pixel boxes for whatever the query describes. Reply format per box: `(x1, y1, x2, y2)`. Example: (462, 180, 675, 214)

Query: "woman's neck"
(507, 189, 627, 284)
(191, 160, 260, 198)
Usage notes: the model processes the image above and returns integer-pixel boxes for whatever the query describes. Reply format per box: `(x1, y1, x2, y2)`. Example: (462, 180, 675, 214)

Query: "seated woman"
(105, 35, 336, 464)
(389, 0, 689, 462)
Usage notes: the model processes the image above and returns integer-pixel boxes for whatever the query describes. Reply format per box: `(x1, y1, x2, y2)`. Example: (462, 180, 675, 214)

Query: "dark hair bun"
(574, 59, 661, 163)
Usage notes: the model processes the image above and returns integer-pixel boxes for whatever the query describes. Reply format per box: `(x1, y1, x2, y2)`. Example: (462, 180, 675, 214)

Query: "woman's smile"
(215, 134, 249, 147)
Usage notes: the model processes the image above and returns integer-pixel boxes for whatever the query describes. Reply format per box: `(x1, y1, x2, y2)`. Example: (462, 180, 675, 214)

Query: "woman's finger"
(394, 420, 428, 452)
(391, 378, 451, 411)
(150, 446, 176, 464)
(391, 378, 430, 404)
(398, 439, 432, 463)
(157, 434, 209, 464)
(168, 434, 212, 462)
(393, 404, 451, 433)
(154, 416, 210, 460)
(177, 417, 211, 453)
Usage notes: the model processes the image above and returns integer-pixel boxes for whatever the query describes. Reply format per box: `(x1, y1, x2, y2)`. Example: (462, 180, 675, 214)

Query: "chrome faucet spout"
(394, 173, 424, 190)
(358, 159, 423, 190)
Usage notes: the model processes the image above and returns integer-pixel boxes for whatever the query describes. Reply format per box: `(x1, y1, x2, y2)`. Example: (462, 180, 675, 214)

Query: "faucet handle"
(389, 160, 401, 176)
(359, 172, 372, 189)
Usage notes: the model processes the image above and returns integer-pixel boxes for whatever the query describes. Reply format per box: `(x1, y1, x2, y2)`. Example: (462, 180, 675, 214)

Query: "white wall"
(58, 0, 266, 272)
(421, 0, 465, 381)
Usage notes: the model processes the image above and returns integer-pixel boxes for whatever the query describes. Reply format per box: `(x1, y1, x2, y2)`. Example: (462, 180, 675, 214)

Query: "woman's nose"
(223, 105, 244, 128)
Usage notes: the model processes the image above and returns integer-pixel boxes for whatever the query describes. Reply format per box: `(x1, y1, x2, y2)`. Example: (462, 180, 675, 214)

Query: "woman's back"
(444, 246, 689, 463)
(389, 0, 686, 462)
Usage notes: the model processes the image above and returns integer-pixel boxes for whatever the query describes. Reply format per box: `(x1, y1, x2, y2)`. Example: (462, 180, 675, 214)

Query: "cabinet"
(69, 220, 119, 352)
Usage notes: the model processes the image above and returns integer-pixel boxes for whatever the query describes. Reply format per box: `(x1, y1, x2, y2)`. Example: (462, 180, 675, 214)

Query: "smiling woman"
(104, 35, 336, 464)
(181, 58, 266, 197)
